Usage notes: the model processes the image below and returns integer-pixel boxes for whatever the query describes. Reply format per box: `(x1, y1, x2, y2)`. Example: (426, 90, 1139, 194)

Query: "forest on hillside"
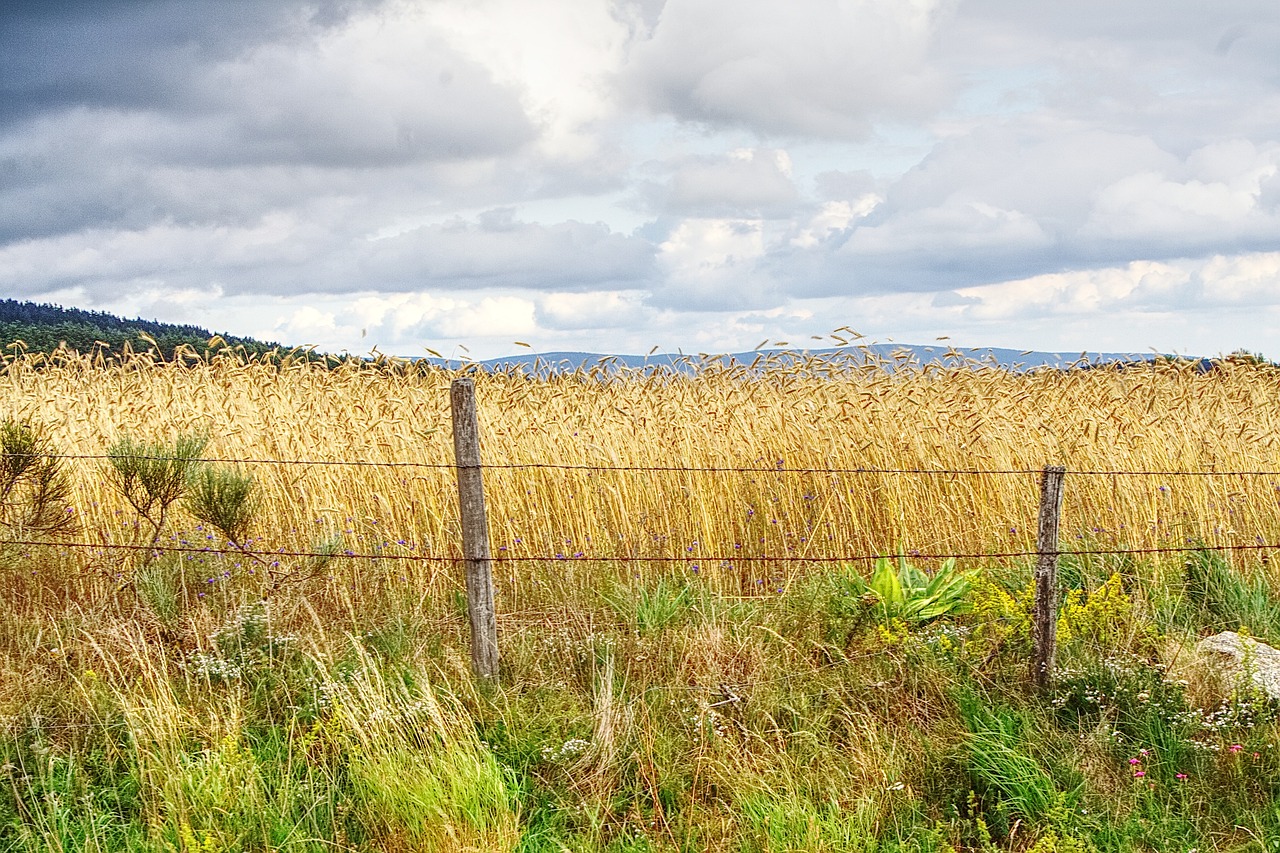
(0, 299, 286, 359)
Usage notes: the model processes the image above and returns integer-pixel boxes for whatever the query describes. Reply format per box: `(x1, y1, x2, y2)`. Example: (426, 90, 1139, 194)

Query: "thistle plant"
(0, 418, 75, 538)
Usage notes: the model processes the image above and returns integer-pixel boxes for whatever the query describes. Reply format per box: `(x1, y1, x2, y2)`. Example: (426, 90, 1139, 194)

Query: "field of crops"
(4, 349, 1280, 851)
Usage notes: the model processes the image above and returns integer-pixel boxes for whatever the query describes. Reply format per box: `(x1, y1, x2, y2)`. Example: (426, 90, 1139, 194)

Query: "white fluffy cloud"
(638, 148, 801, 218)
(623, 0, 955, 137)
(200, 16, 536, 167)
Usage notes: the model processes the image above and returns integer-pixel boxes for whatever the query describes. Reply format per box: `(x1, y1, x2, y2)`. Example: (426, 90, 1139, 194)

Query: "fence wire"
(7, 537, 1279, 566)
(7, 449, 1280, 571)
(51, 453, 1047, 474)
(34, 451, 1280, 477)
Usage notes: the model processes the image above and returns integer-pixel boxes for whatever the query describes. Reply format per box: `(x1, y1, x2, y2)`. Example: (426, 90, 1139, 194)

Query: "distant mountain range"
(429, 344, 1169, 373)
(0, 298, 1219, 372)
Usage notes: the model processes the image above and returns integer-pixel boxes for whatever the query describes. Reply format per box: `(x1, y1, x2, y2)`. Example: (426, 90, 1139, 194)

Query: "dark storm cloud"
(0, 0, 537, 243)
(0, 1, 365, 123)
(0, 0, 534, 169)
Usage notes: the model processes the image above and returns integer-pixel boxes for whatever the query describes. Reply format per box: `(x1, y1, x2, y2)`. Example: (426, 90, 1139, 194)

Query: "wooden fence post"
(450, 377, 499, 680)
(1031, 465, 1066, 690)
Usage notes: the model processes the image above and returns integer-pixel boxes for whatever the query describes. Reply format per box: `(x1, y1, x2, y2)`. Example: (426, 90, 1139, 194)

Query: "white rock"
(1195, 631, 1280, 700)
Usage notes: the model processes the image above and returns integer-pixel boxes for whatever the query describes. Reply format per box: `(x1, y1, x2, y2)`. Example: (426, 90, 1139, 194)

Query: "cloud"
(939, 0, 1280, 149)
(0, 1, 372, 126)
(651, 218, 775, 309)
(536, 290, 652, 330)
(623, 0, 955, 137)
(274, 291, 538, 353)
(2, 3, 536, 171)
(1200, 251, 1280, 305)
(778, 126, 1280, 296)
(954, 261, 1197, 321)
(200, 21, 536, 168)
(1081, 140, 1280, 246)
(916, 251, 1280, 327)
(3, 0, 1280, 362)
(363, 210, 657, 291)
(0, 208, 656, 302)
(635, 148, 801, 218)
(406, 0, 634, 162)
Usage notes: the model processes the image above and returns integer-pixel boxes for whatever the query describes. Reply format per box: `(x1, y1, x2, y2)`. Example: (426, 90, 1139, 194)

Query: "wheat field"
(4, 348, 1280, 584)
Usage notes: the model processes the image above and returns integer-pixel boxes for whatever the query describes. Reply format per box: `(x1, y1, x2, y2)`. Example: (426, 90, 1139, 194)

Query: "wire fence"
(37, 451, 1280, 477)
(8, 452, 1280, 568)
(8, 418, 1280, 716)
(8, 539, 1280, 567)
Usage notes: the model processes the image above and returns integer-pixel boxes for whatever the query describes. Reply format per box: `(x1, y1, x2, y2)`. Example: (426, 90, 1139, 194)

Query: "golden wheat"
(4, 349, 1280, 595)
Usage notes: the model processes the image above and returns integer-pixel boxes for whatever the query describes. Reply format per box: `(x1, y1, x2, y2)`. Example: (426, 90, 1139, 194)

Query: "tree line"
(0, 299, 285, 359)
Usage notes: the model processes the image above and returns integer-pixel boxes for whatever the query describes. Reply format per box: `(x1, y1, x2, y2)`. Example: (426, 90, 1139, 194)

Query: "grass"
(3, 347, 1280, 850)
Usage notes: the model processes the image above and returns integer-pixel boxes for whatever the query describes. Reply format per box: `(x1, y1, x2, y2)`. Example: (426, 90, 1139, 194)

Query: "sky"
(2, 0, 1279, 360)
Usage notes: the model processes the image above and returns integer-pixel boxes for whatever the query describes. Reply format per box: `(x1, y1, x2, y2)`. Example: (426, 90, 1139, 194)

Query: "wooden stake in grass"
(451, 377, 499, 680)
(1032, 465, 1066, 690)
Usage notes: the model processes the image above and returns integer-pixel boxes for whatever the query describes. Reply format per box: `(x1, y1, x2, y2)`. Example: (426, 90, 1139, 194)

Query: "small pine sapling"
(0, 418, 76, 538)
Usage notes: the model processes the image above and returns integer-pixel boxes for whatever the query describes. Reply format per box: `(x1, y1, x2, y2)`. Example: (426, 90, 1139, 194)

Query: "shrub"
(105, 434, 208, 547)
(0, 418, 75, 538)
(185, 465, 258, 547)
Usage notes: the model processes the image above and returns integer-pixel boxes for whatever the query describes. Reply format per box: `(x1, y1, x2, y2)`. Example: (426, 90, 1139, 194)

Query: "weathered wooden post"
(1031, 465, 1066, 690)
(450, 377, 499, 680)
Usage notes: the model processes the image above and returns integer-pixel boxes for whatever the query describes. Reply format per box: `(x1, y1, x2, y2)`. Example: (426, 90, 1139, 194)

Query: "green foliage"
(0, 741, 145, 851)
(1184, 545, 1280, 640)
(846, 556, 974, 626)
(786, 568, 872, 648)
(958, 694, 1064, 828)
(325, 657, 520, 850)
(0, 298, 286, 360)
(107, 435, 207, 523)
(105, 434, 208, 547)
(738, 791, 876, 852)
(603, 577, 693, 636)
(1053, 654, 1200, 776)
(0, 418, 75, 538)
(134, 554, 184, 623)
(185, 464, 258, 545)
(185, 603, 302, 689)
(10, 484, 1280, 853)
(1055, 572, 1135, 649)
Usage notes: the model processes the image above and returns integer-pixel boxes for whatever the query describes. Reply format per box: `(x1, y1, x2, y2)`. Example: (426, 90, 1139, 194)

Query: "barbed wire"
(8, 537, 1279, 566)
(42, 453, 1045, 474)
(29, 452, 1280, 478)
(46, 453, 456, 470)
(1070, 469, 1280, 478)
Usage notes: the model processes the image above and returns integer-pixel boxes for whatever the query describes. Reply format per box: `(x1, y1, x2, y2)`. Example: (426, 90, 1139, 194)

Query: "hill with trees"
(0, 299, 287, 359)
